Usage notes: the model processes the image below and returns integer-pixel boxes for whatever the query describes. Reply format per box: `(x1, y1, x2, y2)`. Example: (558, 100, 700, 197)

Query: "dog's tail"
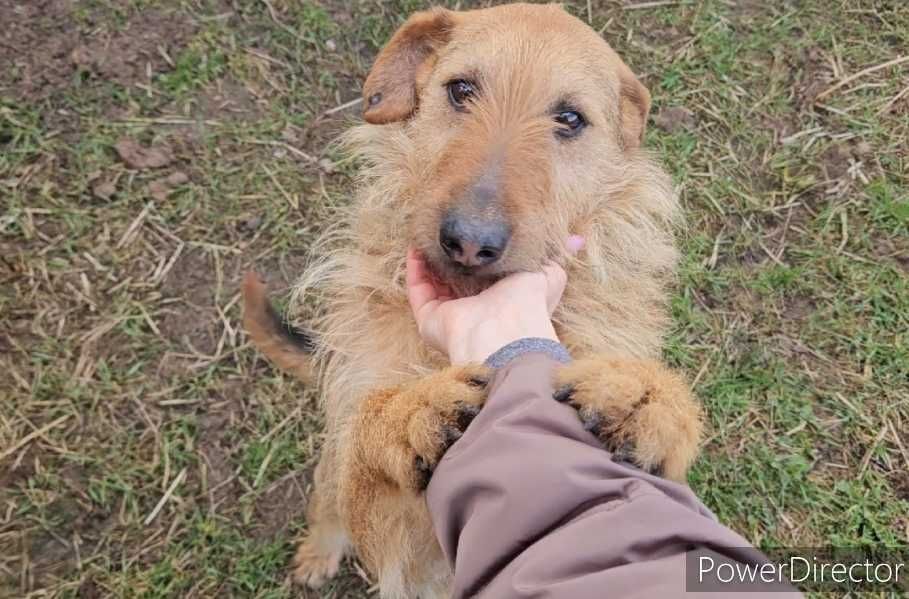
(241, 271, 315, 384)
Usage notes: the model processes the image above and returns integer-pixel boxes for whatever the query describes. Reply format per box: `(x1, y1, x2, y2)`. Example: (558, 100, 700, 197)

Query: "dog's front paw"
(554, 356, 702, 480)
(355, 364, 490, 493)
(291, 534, 344, 588)
(404, 364, 490, 491)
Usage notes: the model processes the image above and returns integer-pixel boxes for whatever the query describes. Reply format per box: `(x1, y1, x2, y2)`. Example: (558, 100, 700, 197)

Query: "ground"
(1, 0, 906, 597)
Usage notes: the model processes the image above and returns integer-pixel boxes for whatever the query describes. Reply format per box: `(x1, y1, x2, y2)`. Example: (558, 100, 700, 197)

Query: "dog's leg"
(338, 364, 490, 591)
(554, 356, 703, 481)
(345, 363, 490, 495)
(243, 271, 346, 585)
(291, 442, 350, 588)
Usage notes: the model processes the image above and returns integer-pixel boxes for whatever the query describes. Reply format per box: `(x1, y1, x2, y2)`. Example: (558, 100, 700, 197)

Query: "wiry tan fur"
(339, 364, 490, 596)
(241, 4, 701, 598)
(555, 355, 702, 480)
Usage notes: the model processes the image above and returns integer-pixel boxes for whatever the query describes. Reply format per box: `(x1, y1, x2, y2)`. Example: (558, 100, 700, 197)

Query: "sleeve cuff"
(483, 338, 571, 369)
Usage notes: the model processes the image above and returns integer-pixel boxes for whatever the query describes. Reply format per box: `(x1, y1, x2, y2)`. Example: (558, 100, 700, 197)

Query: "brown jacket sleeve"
(426, 352, 802, 598)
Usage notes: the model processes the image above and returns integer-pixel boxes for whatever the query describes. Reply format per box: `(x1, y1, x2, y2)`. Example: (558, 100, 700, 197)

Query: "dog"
(242, 4, 702, 597)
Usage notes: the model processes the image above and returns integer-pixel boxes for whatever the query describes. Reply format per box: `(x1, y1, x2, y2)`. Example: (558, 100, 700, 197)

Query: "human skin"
(406, 236, 584, 365)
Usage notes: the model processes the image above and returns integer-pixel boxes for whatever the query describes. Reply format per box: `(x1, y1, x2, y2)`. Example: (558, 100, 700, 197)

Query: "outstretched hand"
(406, 237, 583, 365)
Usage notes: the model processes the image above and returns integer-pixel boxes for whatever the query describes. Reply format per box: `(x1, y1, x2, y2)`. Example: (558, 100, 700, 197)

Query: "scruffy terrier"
(242, 3, 702, 597)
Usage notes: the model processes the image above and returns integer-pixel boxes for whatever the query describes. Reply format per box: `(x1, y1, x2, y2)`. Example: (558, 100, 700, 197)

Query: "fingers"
(409, 235, 578, 326)
(541, 261, 568, 315)
(406, 248, 439, 318)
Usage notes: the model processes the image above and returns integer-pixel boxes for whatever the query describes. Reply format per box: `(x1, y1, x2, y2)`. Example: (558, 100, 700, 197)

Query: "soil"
(193, 77, 264, 121)
(158, 248, 225, 360)
(820, 143, 855, 180)
(0, 0, 195, 101)
(892, 469, 909, 502)
(653, 106, 696, 133)
(792, 46, 832, 108)
(253, 471, 310, 540)
(196, 400, 242, 507)
(782, 295, 818, 322)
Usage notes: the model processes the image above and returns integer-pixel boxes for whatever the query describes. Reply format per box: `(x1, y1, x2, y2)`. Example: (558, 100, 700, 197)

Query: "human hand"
(406, 237, 583, 365)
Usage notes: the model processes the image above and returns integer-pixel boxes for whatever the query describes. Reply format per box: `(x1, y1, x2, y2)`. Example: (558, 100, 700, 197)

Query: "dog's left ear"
(618, 66, 651, 151)
(362, 8, 456, 124)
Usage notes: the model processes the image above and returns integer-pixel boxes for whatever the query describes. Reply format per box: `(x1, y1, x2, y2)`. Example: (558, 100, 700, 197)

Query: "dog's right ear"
(617, 65, 651, 152)
(362, 8, 456, 124)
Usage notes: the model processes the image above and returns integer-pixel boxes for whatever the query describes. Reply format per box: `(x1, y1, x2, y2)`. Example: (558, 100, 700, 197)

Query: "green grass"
(1, 0, 907, 597)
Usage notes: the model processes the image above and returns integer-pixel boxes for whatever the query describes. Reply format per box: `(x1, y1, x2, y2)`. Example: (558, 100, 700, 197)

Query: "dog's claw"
(580, 410, 603, 433)
(441, 425, 463, 449)
(414, 402, 485, 492)
(609, 441, 662, 476)
(455, 403, 481, 430)
(553, 385, 574, 403)
(608, 441, 635, 464)
(647, 463, 664, 477)
(414, 455, 434, 490)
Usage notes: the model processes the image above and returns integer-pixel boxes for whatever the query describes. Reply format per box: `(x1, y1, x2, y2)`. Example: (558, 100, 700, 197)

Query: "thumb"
(540, 262, 568, 315)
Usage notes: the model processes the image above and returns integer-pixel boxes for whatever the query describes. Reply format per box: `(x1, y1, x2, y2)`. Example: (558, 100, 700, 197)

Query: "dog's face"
(362, 3, 651, 292)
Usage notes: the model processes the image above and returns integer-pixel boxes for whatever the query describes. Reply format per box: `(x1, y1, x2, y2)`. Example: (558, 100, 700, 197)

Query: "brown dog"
(242, 4, 702, 597)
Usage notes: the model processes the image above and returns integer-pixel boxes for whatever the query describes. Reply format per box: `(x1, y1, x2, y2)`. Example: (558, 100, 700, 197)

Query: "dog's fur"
(242, 4, 702, 597)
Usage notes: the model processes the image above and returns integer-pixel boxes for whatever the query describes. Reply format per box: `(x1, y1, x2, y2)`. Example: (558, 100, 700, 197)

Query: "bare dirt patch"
(114, 139, 175, 170)
(253, 471, 310, 540)
(782, 294, 818, 323)
(196, 401, 243, 507)
(820, 143, 856, 181)
(726, 0, 767, 22)
(653, 106, 697, 133)
(0, 1, 195, 101)
(892, 470, 909, 502)
(18, 462, 118, 590)
(761, 114, 799, 144)
(792, 46, 832, 109)
(193, 77, 265, 122)
(158, 248, 223, 352)
(70, 11, 196, 88)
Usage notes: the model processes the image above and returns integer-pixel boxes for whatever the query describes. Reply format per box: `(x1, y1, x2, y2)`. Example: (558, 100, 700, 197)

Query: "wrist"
(448, 312, 558, 365)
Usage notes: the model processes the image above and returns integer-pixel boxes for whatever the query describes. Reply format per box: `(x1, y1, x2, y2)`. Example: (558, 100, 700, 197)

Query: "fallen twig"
(0, 414, 72, 462)
(817, 55, 909, 100)
(623, 1, 687, 10)
(144, 467, 187, 525)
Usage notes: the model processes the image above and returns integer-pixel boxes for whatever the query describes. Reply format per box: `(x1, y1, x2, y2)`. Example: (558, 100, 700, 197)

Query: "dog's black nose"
(439, 214, 511, 268)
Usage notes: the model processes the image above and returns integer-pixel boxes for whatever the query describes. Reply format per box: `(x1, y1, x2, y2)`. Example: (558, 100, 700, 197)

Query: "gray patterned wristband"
(483, 338, 572, 369)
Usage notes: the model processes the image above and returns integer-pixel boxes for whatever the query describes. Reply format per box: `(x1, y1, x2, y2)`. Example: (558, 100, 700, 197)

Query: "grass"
(1, 0, 906, 597)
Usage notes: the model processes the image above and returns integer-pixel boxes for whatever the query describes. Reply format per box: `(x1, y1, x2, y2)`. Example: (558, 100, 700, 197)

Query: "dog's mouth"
(427, 254, 509, 298)
(447, 261, 503, 279)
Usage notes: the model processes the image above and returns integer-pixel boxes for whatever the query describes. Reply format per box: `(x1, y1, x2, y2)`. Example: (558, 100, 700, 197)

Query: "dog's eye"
(554, 110, 586, 139)
(447, 80, 477, 111)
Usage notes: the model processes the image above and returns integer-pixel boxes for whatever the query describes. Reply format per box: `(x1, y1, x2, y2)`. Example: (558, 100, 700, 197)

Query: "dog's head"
(362, 3, 652, 291)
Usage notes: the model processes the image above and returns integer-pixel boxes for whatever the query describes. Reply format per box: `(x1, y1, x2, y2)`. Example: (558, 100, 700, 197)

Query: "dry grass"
(1, 0, 906, 597)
